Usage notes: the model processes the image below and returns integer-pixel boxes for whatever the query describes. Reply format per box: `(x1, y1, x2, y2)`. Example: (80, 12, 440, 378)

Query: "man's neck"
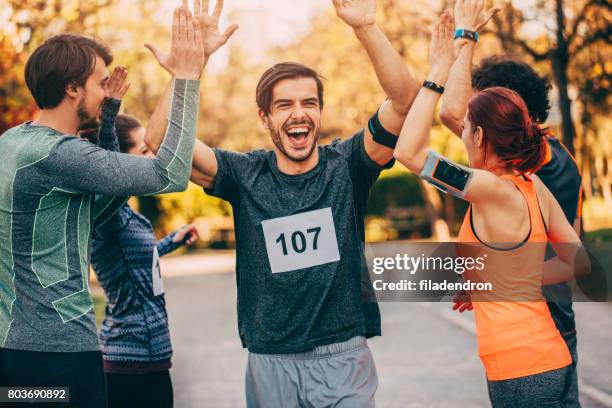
(33, 105, 80, 136)
(274, 147, 319, 175)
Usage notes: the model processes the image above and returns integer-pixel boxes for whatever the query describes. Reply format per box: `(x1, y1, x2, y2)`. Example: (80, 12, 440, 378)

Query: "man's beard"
(76, 98, 99, 129)
(270, 120, 318, 162)
(270, 128, 318, 162)
(76, 97, 100, 143)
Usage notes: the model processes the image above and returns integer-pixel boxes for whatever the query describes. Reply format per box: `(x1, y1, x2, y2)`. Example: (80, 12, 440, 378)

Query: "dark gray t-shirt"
(205, 130, 392, 354)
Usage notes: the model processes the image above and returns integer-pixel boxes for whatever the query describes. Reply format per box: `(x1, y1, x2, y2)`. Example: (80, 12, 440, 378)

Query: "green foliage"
(143, 183, 231, 236)
(585, 228, 612, 244)
(367, 171, 424, 216)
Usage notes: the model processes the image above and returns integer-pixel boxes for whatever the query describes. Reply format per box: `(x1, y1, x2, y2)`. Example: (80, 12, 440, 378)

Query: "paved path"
(161, 254, 612, 408)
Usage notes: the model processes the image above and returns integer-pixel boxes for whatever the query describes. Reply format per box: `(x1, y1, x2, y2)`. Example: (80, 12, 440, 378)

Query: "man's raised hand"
(194, 0, 238, 58)
(454, 0, 501, 32)
(333, 0, 376, 29)
(145, 4, 206, 80)
(105, 66, 130, 101)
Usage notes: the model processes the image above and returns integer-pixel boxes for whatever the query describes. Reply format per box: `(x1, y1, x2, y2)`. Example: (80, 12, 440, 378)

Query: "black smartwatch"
(422, 80, 445, 94)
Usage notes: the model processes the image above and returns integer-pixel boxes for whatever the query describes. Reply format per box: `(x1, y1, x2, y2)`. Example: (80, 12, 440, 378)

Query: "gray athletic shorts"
(245, 336, 378, 408)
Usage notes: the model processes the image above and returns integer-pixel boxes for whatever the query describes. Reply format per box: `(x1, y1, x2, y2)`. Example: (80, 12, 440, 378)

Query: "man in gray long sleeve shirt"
(0, 5, 205, 407)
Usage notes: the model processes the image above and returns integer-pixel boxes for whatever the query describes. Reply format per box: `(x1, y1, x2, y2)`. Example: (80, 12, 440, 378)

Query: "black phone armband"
(368, 110, 399, 149)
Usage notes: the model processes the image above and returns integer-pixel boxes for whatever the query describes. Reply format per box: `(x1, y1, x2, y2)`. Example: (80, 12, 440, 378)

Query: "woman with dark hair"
(89, 71, 198, 408)
(394, 10, 588, 407)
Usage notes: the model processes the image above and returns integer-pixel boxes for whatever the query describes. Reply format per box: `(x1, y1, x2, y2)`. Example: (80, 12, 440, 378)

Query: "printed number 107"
(276, 227, 321, 255)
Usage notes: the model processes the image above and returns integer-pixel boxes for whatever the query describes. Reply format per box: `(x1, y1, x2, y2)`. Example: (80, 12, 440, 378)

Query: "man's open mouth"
(285, 126, 311, 148)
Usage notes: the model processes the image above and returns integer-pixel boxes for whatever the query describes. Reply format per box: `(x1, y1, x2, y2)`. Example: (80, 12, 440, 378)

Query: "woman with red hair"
(394, 10, 588, 407)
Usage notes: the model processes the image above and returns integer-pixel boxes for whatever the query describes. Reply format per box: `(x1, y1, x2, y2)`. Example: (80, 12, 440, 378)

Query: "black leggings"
(106, 370, 173, 408)
(0, 348, 106, 408)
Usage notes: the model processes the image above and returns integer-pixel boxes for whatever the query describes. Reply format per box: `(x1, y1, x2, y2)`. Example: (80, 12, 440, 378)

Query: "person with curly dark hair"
(394, 7, 588, 405)
(471, 56, 552, 124)
(439, 16, 583, 408)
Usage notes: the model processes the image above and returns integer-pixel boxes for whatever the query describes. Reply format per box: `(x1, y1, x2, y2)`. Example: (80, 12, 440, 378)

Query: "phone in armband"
(420, 151, 471, 198)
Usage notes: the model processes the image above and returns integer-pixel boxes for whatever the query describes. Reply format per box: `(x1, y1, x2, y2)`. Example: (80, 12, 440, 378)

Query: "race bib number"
(152, 247, 164, 296)
(261, 207, 340, 273)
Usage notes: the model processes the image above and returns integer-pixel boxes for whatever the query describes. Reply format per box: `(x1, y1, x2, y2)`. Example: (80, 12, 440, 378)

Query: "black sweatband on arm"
(368, 110, 399, 149)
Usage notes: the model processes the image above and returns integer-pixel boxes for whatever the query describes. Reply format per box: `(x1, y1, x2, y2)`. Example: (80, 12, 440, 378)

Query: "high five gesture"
(194, 0, 239, 58)
(332, 0, 376, 28)
(332, 0, 419, 166)
(144, 0, 238, 190)
(105, 66, 130, 101)
(454, 0, 501, 32)
(145, 5, 206, 79)
(429, 10, 455, 79)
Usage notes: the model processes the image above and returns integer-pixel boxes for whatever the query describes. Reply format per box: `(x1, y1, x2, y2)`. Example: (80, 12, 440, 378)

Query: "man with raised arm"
(145, 0, 418, 406)
(440, 2, 583, 405)
(0, 5, 205, 407)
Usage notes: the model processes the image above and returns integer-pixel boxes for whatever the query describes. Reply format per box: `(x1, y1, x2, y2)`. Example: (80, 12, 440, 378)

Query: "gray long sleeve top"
(0, 78, 199, 352)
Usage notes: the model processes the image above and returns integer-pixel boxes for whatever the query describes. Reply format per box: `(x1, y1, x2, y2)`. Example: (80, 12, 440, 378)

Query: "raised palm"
(106, 66, 130, 100)
(333, 0, 376, 28)
(194, 0, 238, 58)
(429, 11, 455, 71)
(145, 5, 206, 80)
(454, 0, 501, 32)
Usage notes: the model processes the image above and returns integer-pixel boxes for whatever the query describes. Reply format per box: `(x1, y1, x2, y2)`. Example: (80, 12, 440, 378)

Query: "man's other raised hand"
(194, 0, 239, 59)
(145, 3, 206, 80)
(333, 0, 376, 29)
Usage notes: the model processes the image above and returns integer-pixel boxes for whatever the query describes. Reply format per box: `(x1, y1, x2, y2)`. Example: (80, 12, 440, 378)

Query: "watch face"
(433, 160, 469, 191)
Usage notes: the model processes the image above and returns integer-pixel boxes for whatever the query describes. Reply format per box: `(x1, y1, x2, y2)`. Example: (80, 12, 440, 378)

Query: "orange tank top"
(457, 174, 571, 381)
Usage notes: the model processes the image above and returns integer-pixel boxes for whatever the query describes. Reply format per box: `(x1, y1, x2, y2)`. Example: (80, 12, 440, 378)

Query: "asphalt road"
(163, 266, 612, 408)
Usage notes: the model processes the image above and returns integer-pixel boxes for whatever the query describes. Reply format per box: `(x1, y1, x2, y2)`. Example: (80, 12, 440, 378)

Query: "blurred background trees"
(1, 0, 609, 241)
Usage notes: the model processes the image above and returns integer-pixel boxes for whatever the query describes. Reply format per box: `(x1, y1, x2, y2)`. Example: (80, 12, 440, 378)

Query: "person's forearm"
(146, 82, 218, 184)
(157, 232, 182, 256)
(144, 81, 173, 153)
(93, 98, 128, 226)
(542, 257, 575, 285)
(150, 78, 200, 193)
(393, 69, 447, 173)
(188, 140, 218, 187)
(354, 24, 418, 115)
(98, 98, 121, 152)
(440, 42, 475, 135)
(48, 79, 200, 196)
(543, 247, 590, 285)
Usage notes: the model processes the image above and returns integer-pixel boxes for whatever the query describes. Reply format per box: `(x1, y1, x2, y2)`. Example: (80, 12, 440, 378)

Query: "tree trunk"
(582, 152, 593, 202)
(552, 0, 577, 155)
(594, 156, 612, 207)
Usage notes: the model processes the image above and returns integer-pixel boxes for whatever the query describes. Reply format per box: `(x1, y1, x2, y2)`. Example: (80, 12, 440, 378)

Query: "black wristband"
(422, 80, 445, 94)
(368, 110, 399, 149)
